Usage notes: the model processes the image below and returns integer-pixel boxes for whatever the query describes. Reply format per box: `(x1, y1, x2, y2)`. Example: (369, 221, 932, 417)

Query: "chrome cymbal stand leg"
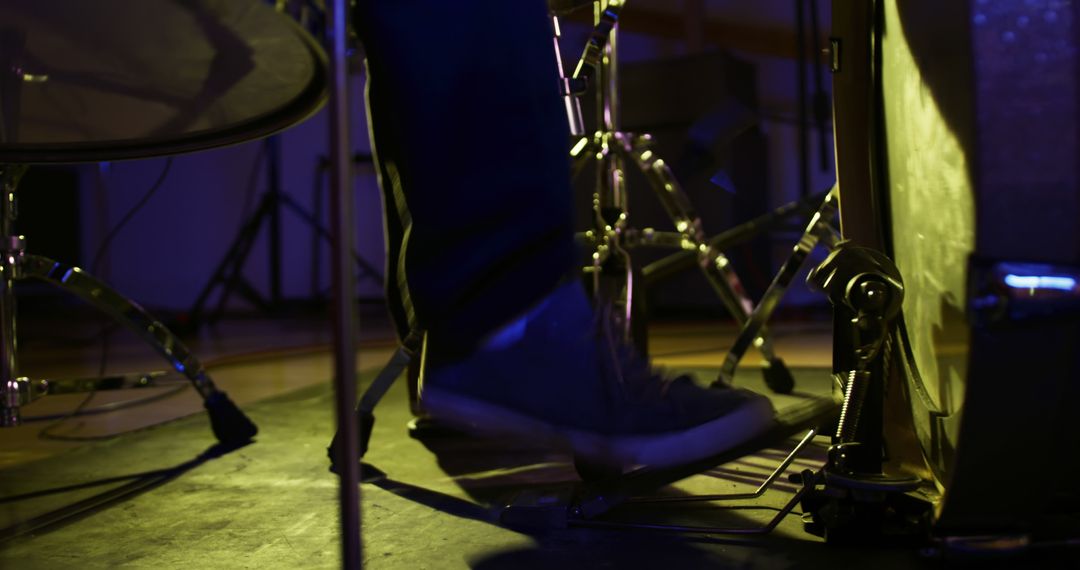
(621, 134, 757, 323)
(714, 186, 841, 392)
(0, 165, 256, 444)
(617, 131, 794, 382)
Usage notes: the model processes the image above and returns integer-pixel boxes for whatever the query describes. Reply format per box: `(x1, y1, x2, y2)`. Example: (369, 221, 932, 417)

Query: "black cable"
(36, 158, 182, 440)
(89, 158, 173, 273)
(23, 383, 188, 423)
(35, 326, 126, 440)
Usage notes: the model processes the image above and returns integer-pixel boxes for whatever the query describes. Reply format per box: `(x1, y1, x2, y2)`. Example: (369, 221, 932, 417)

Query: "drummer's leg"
(351, 0, 777, 470)
(354, 0, 577, 357)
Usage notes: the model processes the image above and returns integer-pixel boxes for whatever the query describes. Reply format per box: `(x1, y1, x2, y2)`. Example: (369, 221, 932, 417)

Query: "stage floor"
(0, 313, 987, 568)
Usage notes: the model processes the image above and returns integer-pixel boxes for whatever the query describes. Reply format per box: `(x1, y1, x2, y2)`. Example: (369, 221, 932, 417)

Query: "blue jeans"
(353, 0, 578, 358)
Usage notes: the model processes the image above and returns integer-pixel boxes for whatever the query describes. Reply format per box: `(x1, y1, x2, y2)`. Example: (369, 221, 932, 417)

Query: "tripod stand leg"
(621, 135, 751, 314)
(279, 192, 384, 284)
(621, 135, 785, 366)
(715, 187, 840, 392)
(186, 196, 273, 329)
(19, 254, 257, 445)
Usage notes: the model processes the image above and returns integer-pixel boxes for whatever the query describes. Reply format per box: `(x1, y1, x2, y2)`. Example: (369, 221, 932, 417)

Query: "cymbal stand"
(0, 165, 257, 445)
(555, 0, 795, 388)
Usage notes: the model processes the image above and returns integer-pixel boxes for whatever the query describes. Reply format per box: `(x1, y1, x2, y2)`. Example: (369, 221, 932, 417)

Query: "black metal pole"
(796, 0, 810, 198)
(809, 0, 831, 172)
(326, 0, 362, 566)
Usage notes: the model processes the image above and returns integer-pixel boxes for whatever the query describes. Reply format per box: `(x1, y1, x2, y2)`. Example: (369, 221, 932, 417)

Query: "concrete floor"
(0, 314, 1067, 568)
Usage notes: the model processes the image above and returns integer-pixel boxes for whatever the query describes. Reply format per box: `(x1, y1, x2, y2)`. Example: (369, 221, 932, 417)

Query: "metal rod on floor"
(325, 0, 361, 567)
(570, 474, 814, 535)
(625, 429, 818, 504)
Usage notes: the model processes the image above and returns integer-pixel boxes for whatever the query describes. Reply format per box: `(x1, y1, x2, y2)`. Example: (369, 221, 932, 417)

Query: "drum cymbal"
(0, 0, 327, 163)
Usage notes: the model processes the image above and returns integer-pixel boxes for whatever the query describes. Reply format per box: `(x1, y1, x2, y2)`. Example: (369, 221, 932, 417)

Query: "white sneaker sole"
(420, 385, 776, 471)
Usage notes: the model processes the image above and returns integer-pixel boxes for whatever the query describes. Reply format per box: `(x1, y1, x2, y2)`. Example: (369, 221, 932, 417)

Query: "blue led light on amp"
(971, 261, 1080, 325)
(1003, 274, 1078, 291)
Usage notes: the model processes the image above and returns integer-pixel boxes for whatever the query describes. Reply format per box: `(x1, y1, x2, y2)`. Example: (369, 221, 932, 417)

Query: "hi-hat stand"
(554, 1, 837, 392)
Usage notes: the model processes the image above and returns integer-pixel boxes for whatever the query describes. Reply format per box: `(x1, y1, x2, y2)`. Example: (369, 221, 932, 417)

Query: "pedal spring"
(835, 370, 870, 442)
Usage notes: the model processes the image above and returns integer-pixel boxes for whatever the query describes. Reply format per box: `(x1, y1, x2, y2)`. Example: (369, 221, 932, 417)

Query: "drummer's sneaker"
(419, 280, 776, 470)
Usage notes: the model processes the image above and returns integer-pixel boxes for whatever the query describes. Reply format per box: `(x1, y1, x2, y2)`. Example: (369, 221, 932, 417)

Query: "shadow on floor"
(0, 440, 251, 543)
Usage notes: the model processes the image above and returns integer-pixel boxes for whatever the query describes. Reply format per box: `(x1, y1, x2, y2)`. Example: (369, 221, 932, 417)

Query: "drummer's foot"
(420, 281, 776, 470)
